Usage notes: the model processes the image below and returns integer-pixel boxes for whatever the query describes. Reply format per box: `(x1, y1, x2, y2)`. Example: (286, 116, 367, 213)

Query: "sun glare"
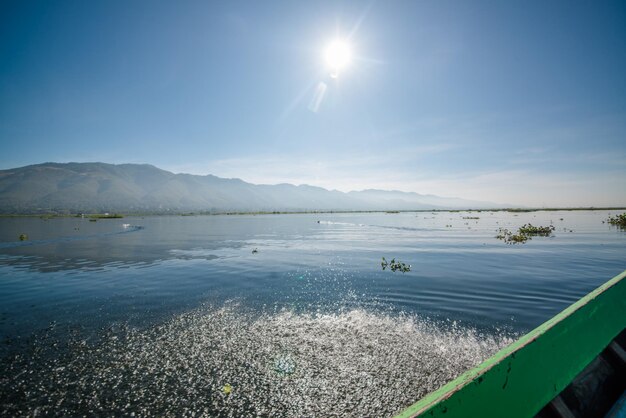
(325, 40, 351, 78)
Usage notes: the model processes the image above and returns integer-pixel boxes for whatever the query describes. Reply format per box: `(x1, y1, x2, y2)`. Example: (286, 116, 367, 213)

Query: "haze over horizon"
(1, 1, 625, 207)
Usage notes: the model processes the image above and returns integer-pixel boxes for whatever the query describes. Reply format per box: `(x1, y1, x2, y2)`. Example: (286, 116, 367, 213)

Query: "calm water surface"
(0, 210, 624, 416)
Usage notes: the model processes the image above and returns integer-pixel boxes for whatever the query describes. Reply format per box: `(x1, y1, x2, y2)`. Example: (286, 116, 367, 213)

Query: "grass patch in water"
(606, 213, 626, 229)
(381, 257, 411, 273)
(518, 224, 556, 236)
(496, 223, 555, 244)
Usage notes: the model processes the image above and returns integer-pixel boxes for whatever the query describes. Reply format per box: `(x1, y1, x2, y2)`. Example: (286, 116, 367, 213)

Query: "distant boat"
(122, 223, 131, 228)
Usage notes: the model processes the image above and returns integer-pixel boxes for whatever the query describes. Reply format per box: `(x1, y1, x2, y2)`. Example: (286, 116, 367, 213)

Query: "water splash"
(1, 304, 514, 417)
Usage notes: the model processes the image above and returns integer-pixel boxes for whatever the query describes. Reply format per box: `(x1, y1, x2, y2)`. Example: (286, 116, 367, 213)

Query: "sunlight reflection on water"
(0, 210, 624, 416)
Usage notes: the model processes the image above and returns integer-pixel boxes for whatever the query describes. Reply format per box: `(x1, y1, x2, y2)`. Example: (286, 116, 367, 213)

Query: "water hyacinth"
(517, 224, 556, 236)
(606, 213, 626, 229)
(381, 257, 411, 273)
(496, 224, 555, 244)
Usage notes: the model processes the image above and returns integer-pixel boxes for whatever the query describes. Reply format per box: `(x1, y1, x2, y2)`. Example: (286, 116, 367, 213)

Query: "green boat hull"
(395, 269, 626, 418)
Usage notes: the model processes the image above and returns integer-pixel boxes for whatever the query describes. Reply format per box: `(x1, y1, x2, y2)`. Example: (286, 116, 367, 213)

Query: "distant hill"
(0, 162, 501, 213)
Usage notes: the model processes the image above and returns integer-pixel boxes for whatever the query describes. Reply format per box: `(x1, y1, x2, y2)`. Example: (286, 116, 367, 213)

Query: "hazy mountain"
(0, 163, 500, 213)
(348, 189, 498, 210)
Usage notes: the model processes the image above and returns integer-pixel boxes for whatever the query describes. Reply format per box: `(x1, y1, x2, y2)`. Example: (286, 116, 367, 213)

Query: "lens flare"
(308, 82, 327, 113)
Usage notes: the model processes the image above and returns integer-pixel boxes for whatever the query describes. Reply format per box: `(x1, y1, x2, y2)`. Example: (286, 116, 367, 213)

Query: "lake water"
(1, 210, 624, 416)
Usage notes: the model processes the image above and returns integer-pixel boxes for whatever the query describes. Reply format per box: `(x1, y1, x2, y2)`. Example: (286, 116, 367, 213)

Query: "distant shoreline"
(1, 207, 625, 218)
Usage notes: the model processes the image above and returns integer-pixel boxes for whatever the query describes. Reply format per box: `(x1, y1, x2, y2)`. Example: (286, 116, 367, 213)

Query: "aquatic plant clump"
(381, 257, 411, 273)
(495, 228, 528, 244)
(88, 213, 124, 219)
(496, 224, 555, 244)
(0, 305, 513, 417)
(518, 224, 555, 236)
(606, 213, 626, 229)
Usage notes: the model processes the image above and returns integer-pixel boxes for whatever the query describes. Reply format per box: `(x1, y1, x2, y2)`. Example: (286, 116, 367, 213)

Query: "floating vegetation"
(607, 213, 626, 229)
(0, 305, 513, 417)
(518, 224, 555, 236)
(89, 218, 97, 222)
(495, 228, 528, 244)
(496, 224, 555, 244)
(381, 257, 411, 273)
(89, 213, 124, 219)
(18, 233, 28, 241)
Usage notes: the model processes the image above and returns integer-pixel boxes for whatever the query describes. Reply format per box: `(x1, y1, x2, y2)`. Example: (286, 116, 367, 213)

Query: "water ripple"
(0, 225, 144, 249)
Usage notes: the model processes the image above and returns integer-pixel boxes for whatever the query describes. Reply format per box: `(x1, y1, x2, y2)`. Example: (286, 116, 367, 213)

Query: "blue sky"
(1, 0, 625, 206)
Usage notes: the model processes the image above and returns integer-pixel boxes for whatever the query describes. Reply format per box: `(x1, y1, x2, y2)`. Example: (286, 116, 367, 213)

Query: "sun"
(324, 39, 351, 78)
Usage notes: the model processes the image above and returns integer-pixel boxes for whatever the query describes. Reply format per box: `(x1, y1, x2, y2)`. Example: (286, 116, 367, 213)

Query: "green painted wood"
(395, 269, 626, 418)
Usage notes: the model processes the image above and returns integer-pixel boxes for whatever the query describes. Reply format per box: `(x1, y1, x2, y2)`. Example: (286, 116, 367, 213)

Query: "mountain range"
(0, 162, 502, 213)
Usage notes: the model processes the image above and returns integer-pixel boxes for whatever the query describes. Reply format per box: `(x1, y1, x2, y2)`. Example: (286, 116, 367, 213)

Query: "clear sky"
(1, 0, 625, 207)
